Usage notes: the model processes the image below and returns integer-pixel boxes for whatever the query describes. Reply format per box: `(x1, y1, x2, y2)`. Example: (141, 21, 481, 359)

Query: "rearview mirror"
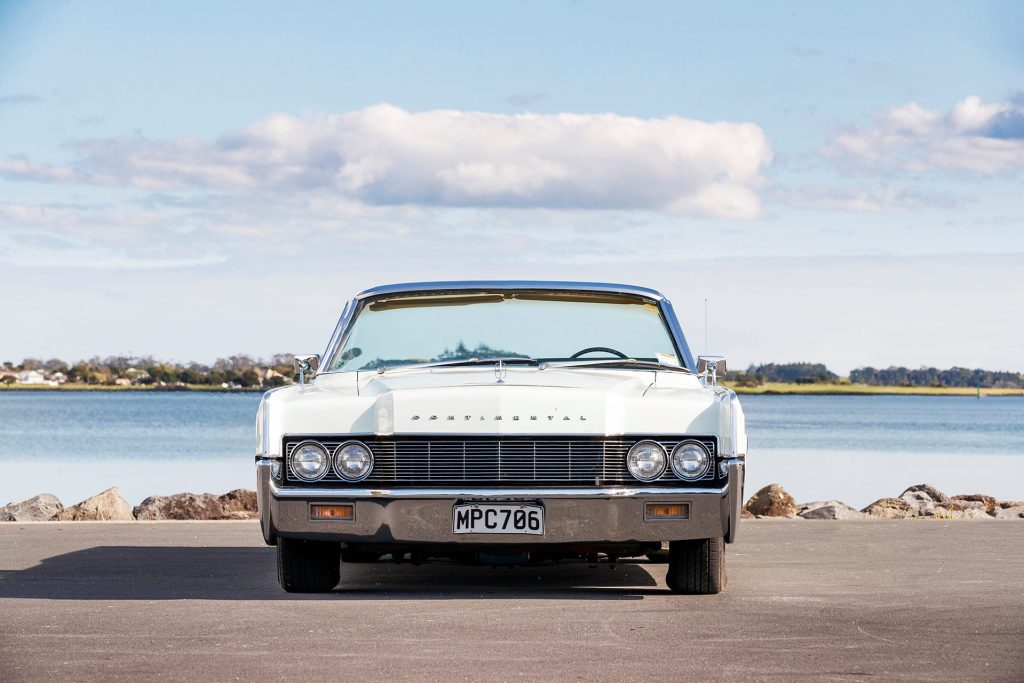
(697, 355, 726, 387)
(293, 354, 320, 384)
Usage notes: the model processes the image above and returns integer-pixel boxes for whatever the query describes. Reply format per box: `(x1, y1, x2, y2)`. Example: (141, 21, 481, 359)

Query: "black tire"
(665, 537, 726, 594)
(277, 537, 341, 593)
(341, 547, 382, 563)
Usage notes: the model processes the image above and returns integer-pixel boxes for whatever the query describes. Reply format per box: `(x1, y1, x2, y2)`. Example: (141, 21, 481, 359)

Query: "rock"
(900, 484, 950, 504)
(57, 487, 133, 521)
(218, 489, 257, 519)
(133, 492, 224, 520)
(800, 503, 869, 520)
(947, 508, 992, 520)
(998, 500, 1024, 510)
(797, 500, 842, 514)
(938, 500, 986, 513)
(132, 489, 259, 520)
(744, 483, 797, 517)
(951, 494, 998, 514)
(740, 508, 754, 520)
(862, 497, 917, 519)
(994, 506, 1024, 520)
(899, 490, 936, 515)
(0, 493, 64, 521)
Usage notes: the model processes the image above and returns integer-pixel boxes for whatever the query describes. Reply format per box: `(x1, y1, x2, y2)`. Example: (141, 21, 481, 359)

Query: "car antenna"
(704, 297, 709, 355)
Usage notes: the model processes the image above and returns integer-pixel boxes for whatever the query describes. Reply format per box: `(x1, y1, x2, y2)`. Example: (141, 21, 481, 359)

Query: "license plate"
(453, 503, 544, 535)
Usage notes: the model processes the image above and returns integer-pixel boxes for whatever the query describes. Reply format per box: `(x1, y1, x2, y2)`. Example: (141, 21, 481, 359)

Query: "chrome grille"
(283, 436, 718, 486)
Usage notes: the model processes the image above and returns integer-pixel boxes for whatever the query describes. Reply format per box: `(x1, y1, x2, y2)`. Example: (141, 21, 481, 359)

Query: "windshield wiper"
(374, 357, 539, 375)
(539, 358, 692, 373)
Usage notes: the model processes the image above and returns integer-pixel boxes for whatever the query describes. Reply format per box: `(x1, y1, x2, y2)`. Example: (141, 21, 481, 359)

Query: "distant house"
(16, 370, 57, 386)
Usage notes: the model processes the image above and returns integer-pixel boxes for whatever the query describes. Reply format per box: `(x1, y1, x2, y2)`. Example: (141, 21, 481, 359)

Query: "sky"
(0, 1, 1022, 374)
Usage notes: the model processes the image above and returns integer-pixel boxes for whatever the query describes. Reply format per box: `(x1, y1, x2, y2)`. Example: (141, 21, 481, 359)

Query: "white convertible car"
(255, 281, 747, 594)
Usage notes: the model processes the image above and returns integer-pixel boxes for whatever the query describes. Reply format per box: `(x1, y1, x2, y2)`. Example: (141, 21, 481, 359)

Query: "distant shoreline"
(1, 381, 1022, 397)
(726, 382, 1024, 396)
(0, 383, 263, 393)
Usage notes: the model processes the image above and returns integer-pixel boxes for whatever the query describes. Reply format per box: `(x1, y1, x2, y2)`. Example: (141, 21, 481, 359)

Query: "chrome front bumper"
(256, 459, 745, 545)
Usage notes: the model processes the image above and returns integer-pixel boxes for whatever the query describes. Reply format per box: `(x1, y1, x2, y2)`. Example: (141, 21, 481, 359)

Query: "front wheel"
(665, 537, 726, 594)
(277, 537, 341, 593)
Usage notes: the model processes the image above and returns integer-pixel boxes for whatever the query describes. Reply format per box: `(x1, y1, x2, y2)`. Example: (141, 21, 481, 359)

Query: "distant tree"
(238, 368, 262, 387)
(729, 362, 837, 384)
(849, 365, 1024, 388)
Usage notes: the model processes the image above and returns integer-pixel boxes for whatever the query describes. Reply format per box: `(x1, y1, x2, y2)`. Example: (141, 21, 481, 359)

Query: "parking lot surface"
(1, 520, 1022, 681)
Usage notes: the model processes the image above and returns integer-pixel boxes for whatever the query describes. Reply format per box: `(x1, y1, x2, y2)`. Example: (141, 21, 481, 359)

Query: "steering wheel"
(569, 346, 629, 359)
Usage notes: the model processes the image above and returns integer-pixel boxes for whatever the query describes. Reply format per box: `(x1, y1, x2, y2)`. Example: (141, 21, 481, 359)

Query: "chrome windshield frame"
(320, 280, 696, 374)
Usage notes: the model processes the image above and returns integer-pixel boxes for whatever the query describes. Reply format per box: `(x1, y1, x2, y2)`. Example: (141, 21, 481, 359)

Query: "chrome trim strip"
(658, 299, 696, 371)
(353, 280, 667, 301)
(271, 483, 728, 499)
(279, 431, 717, 439)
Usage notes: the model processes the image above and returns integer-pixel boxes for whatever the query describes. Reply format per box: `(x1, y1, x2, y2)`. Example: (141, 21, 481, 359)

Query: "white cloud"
(0, 104, 773, 218)
(825, 94, 1024, 174)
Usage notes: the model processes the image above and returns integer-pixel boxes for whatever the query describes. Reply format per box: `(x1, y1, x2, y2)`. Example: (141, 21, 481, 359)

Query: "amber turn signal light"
(645, 503, 689, 520)
(310, 504, 354, 521)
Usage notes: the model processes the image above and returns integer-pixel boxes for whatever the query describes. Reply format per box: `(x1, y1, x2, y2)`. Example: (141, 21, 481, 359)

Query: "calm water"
(1, 391, 1022, 507)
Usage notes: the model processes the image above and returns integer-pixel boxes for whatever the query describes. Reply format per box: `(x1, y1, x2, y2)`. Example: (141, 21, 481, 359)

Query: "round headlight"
(334, 441, 374, 482)
(671, 441, 711, 480)
(626, 440, 667, 481)
(289, 441, 329, 481)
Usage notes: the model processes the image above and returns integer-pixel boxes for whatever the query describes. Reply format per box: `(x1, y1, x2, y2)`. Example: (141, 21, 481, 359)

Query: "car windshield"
(327, 291, 682, 372)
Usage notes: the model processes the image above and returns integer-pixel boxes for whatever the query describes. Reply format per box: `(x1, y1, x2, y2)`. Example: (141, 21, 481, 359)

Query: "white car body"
(256, 281, 747, 593)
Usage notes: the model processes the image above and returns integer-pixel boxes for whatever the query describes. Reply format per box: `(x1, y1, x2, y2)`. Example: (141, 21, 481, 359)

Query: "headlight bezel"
(626, 440, 668, 482)
(670, 440, 712, 481)
(333, 440, 374, 482)
(288, 440, 331, 482)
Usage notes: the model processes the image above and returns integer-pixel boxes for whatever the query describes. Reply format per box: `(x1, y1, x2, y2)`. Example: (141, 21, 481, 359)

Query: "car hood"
(261, 367, 725, 438)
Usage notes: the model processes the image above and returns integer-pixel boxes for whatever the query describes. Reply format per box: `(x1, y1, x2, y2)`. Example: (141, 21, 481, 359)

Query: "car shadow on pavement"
(0, 546, 665, 601)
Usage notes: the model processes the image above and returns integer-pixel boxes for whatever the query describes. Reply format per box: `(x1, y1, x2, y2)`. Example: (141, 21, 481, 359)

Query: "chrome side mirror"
(697, 355, 727, 387)
(293, 354, 320, 384)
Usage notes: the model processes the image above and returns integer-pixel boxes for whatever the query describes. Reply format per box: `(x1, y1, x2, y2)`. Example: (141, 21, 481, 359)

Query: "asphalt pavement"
(1, 520, 1022, 681)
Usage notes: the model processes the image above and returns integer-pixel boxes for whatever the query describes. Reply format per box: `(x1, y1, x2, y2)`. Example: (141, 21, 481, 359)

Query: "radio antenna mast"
(704, 298, 709, 354)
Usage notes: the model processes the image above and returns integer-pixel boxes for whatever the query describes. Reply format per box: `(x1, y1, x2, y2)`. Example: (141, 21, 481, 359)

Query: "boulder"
(132, 489, 259, 520)
(0, 493, 64, 521)
(57, 487, 133, 521)
(999, 501, 1024, 510)
(899, 490, 936, 516)
(797, 500, 841, 514)
(935, 499, 986, 513)
(744, 483, 797, 517)
(133, 492, 225, 520)
(994, 506, 1024, 520)
(218, 489, 258, 519)
(951, 494, 998, 514)
(946, 508, 992, 520)
(740, 508, 754, 519)
(799, 502, 869, 520)
(862, 497, 917, 519)
(900, 484, 950, 504)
